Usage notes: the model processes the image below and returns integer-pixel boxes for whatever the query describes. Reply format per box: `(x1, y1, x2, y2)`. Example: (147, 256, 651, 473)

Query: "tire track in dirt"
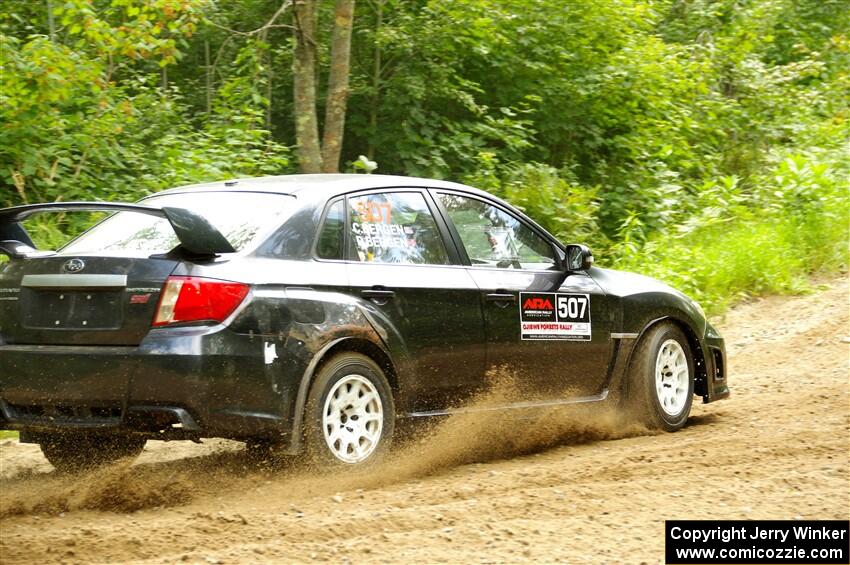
(0, 275, 848, 564)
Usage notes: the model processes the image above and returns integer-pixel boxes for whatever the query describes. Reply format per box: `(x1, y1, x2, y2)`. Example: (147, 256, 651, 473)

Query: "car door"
(343, 189, 487, 412)
(433, 191, 613, 400)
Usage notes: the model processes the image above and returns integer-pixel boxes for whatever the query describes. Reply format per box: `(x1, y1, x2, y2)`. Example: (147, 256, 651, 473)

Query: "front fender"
(588, 267, 728, 403)
(619, 292, 707, 338)
(588, 267, 707, 337)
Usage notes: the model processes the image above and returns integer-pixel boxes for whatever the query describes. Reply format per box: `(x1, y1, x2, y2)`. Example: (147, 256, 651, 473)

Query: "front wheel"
(39, 434, 146, 472)
(626, 322, 695, 431)
(304, 353, 395, 466)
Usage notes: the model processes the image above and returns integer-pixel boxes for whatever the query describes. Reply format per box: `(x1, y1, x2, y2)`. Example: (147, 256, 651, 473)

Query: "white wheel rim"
(655, 339, 690, 416)
(322, 374, 383, 464)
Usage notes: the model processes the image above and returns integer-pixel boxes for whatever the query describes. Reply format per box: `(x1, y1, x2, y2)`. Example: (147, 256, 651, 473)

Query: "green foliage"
(611, 148, 850, 313)
(1, 1, 291, 244)
(463, 158, 603, 247)
(1, 0, 848, 311)
(53, 0, 204, 63)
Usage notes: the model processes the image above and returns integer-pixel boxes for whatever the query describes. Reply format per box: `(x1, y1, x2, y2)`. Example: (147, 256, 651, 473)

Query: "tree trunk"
(367, 0, 383, 161)
(292, 0, 323, 173)
(260, 28, 273, 131)
(204, 40, 212, 115)
(47, 0, 56, 42)
(321, 0, 356, 173)
(265, 49, 273, 130)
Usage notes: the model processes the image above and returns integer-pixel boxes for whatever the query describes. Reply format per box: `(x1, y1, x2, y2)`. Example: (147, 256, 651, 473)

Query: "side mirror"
(564, 244, 593, 271)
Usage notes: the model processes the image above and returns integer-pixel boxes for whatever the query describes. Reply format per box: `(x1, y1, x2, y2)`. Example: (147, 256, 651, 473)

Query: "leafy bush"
(1, 0, 847, 312)
(610, 149, 849, 313)
(1, 29, 291, 248)
(464, 159, 603, 247)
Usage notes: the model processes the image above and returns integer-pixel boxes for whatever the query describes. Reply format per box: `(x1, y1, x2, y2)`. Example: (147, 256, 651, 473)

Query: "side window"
(316, 199, 344, 259)
(348, 192, 449, 265)
(438, 193, 556, 270)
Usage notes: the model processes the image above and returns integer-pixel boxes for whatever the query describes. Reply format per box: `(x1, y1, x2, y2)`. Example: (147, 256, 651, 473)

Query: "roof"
(150, 173, 562, 247)
(160, 174, 490, 200)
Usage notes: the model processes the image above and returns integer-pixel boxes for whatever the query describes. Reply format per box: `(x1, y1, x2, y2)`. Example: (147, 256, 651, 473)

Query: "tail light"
(153, 276, 249, 327)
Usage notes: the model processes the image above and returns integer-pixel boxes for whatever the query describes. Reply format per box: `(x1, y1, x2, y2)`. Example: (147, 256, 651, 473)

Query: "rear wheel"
(626, 322, 694, 431)
(304, 353, 394, 467)
(38, 434, 146, 472)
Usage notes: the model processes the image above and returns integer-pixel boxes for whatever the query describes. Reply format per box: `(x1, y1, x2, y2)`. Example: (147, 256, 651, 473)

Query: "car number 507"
(557, 295, 588, 320)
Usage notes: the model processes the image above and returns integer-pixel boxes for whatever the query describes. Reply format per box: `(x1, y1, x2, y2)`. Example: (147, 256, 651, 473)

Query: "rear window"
(61, 192, 295, 256)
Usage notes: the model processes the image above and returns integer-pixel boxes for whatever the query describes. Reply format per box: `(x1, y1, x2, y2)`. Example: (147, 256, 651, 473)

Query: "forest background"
(1, 0, 848, 313)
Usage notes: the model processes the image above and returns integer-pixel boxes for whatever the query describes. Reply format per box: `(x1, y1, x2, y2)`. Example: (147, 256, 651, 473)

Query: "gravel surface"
(1, 276, 848, 564)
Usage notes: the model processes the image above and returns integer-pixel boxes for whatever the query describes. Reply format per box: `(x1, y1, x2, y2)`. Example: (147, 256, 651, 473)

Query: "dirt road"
(1, 276, 848, 564)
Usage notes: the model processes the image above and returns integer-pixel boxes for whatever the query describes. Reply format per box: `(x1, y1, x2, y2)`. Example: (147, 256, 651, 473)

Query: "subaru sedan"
(0, 175, 729, 469)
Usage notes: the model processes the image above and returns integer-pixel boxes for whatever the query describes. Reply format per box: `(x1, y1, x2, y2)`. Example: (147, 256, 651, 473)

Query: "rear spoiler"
(0, 202, 236, 258)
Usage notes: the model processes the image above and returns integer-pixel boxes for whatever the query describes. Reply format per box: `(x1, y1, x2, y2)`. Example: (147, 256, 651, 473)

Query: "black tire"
(39, 434, 146, 472)
(626, 322, 695, 431)
(304, 352, 394, 467)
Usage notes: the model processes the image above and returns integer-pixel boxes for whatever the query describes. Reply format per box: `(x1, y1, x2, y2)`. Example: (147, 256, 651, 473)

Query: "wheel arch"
(314, 338, 399, 393)
(286, 336, 399, 455)
(627, 315, 709, 399)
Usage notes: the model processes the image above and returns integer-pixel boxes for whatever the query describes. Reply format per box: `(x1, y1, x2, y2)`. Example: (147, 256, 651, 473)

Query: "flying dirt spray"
(0, 367, 651, 516)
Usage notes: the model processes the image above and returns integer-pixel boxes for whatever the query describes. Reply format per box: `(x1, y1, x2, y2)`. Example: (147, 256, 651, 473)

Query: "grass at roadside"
(613, 210, 849, 314)
(0, 430, 19, 440)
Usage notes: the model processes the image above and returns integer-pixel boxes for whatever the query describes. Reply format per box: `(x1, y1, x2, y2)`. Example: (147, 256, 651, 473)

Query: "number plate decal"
(519, 292, 591, 341)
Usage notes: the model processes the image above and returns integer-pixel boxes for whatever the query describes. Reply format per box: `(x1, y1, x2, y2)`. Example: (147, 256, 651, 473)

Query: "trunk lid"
(0, 255, 177, 345)
(1, 191, 299, 345)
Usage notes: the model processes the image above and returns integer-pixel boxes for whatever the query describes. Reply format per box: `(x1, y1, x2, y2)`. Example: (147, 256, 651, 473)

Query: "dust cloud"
(0, 368, 648, 517)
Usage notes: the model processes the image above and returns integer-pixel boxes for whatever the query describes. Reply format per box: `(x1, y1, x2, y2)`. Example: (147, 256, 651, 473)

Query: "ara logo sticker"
(522, 297, 554, 311)
(520, 292, 591, 341)
(521, 293, 557, 322)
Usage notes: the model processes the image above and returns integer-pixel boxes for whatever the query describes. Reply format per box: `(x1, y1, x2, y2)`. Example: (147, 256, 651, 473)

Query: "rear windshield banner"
(519, 292, 591, 341)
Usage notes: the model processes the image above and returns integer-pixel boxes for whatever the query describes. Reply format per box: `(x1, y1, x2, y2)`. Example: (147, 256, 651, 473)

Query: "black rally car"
(0, 175, 729, 469)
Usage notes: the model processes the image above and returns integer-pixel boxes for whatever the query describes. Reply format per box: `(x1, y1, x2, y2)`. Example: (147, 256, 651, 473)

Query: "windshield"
(61, 192, 296, 256)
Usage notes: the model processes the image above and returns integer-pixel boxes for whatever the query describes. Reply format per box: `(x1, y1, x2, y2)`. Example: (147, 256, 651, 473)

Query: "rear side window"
(348, 192, 449, 265)
(62, 192, 295, 256)
(316, 199, 344, 260)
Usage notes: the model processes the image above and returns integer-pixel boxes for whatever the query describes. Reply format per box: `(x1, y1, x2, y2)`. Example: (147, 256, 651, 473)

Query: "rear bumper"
(0, 327, 299, 440)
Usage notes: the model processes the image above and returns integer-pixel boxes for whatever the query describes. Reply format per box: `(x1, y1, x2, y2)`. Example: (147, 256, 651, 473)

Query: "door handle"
(361, 287, 396, 304)
(485, 292, 516, 303)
